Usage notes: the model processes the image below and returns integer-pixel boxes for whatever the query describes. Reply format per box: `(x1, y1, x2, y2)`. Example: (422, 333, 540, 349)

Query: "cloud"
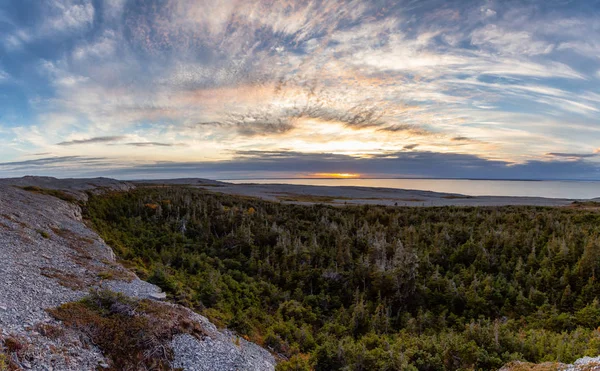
(128, 0, 369, 54)
(377, 124, 431, 135)
(193, 93, 430, 138)
(193, 101, 388, 137)
(1, 1, 95, 51)
(3, 151, 600, 181)
(470, 24, 554, 56)
(72, 31, 118, 60)
(557, 41, 600, 59)
(195, 114, 296, 137)
(43, 0, 95, 34)
(123, 142, 182, 147)
(57, 136, 126, 146)
(103, 0, 126, 20)
(2, 0, 600, 180)
(0, 156, 107, 167)
(2, 29, 32, 50)
(546, 152, 599, 159)
(56, 137, 182, 148)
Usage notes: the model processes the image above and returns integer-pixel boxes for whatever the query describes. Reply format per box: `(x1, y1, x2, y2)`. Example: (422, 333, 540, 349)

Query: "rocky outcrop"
(0, 178, 275, 370)
(501, 356, 600, 370)
(0, 176, 135, 203)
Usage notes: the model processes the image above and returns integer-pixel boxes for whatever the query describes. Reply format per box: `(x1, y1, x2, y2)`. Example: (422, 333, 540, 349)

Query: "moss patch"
(37, 230, 50, 239)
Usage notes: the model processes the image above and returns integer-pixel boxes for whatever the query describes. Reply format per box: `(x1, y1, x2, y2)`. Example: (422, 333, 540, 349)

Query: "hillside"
(0, 178, 274, 370)
(85, 184, 600, 370)
(2, 176, 600, 370)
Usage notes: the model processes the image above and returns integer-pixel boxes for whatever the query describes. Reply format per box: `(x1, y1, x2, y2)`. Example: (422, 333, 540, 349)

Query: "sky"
(1, 0, 600, 180)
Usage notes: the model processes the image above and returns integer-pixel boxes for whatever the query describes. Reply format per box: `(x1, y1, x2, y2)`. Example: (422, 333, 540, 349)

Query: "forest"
(84, 186, 600, 370)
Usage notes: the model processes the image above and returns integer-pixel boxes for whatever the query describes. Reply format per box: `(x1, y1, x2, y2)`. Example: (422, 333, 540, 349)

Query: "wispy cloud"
(56, 136, 183, 148)
(0, 156, 107, 167)
(546, 152, 600, 159)
(2, 29, 31, 50)
(2, 151, 599, 181)
(57, 136, 126, 146)
(42, 0, 95, 34)
(123, 142, 183, 147)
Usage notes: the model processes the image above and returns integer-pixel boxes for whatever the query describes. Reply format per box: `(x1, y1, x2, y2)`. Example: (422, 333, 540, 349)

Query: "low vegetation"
(37, 229, 50, 239)
(20, 186, 77, 203)
(33, 323, 65, 340)
(501, 361, 567, 371)
(41, 267, 88, 290)
(0, 335, 28, 371)
(86, 187, 600, 370)
(272, 193, 341, 203)
(48, 290, 207, 371)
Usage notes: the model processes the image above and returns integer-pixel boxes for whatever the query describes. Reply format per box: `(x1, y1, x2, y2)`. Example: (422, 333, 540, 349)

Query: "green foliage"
(86, 187, 600, 370)
(276, 354, 312, 371)
(37, 229, 50, 239)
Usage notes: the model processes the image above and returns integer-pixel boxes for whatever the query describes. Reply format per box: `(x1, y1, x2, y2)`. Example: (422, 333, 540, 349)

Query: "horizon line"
(217, 177, 600, 182)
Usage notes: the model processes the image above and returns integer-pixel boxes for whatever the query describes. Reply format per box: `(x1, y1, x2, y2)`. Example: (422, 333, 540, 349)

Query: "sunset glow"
(310, 173, 361, 179)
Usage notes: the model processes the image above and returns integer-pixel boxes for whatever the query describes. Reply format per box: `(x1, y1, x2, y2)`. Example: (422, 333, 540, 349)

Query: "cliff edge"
(0, 177, 275, 371)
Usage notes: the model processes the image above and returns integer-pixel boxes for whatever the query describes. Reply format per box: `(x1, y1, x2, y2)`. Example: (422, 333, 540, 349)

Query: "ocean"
(223, 178, 600, 199)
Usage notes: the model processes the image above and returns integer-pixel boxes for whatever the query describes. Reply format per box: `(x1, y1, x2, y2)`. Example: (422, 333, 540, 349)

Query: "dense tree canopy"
(85, 187, 600, 370)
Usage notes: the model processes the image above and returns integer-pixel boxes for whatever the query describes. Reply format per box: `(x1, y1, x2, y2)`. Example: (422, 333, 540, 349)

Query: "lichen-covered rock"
(567, 356, 600, 370)
(501, 356, 600, 370)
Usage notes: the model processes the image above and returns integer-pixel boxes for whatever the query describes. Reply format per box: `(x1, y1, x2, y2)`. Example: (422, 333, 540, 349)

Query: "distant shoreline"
(218, 177, 600, 182)
(217, 178, 600, 200)
(1, 176, 597, 206)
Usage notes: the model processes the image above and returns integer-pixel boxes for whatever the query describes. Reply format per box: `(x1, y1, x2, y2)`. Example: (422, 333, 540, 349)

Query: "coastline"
(135, 179, 582, 207)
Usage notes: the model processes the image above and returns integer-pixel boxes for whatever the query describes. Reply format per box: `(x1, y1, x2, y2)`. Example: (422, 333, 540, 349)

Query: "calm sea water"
(223, 179, 600, 199)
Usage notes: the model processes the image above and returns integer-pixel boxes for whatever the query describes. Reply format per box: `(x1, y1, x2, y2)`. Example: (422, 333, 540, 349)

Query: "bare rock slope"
(0, 177, 275, 370)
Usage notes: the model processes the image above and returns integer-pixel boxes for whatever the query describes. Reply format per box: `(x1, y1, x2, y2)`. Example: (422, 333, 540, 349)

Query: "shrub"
(276, 354, 312, 371)
(48, 290, 207, 371)
(0, 335, 27, 370)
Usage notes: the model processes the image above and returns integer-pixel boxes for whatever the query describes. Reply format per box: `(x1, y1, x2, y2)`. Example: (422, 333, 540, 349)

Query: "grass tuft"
(34, 323, 65, 340)
(41, 267, 88, 290)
